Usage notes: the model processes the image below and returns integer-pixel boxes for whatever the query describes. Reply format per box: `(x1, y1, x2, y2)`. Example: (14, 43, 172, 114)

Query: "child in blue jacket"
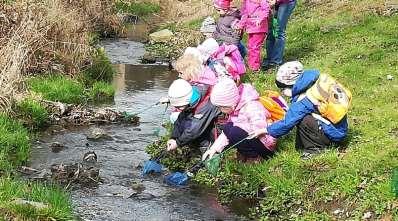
(251, 61, 348, 153)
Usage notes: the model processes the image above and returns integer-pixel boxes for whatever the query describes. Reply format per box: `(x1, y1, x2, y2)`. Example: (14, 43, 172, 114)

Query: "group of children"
(159, 0, 351, 163)
(201, 0, 297, 72)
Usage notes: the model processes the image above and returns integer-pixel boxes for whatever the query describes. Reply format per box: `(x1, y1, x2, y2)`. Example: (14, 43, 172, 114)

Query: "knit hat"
(210, 78, 239, 107)
(168, 79, 193, 107)
(197, 38, 219, 62)
(213, 0, 231, 10)
(200, 16, 216, 34)
(276, 61, 304, 86)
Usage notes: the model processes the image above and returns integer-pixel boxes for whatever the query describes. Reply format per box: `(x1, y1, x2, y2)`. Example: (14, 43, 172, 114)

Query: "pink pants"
(248, 32, 267, 71)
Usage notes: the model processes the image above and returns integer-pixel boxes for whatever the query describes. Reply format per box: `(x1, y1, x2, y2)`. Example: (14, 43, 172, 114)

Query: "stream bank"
(24, 40, 251, 220)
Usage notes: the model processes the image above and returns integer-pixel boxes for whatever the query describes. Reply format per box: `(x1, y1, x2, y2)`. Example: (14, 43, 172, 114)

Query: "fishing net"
(142, 160, 163, 175)
(205, 153, 222, 176)
(164, 172, 189, 186)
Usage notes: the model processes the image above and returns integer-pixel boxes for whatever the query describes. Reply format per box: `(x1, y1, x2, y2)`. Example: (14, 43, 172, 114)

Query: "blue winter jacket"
(267, 70, 348, 142)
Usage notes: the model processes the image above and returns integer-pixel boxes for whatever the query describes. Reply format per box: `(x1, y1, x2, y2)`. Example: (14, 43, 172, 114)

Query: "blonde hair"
(174, 54, 203, 81)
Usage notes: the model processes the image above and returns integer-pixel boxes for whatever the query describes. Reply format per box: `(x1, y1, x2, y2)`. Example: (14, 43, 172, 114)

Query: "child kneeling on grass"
(202, 78, 276, 163)
(250, 61, 351, 154)
(166, 79, 221, 152)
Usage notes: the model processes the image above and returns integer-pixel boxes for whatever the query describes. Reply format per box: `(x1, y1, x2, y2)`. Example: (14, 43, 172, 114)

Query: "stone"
(149, 29, 174, 43)
(131, 181, 145, 193)
(333, 209, 344, 215)
(12, 198, 49, 210)
(87, 127, 112, 140)
(83, 151, 97, 164)
(362, 211, 372, 220)
(50, 142, 67, 153)
(387, 74, 394, 80)
(141, 52, 157, 64)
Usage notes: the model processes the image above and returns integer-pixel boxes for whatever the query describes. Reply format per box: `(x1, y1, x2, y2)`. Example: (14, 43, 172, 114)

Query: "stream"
(27, 40, 252, 221)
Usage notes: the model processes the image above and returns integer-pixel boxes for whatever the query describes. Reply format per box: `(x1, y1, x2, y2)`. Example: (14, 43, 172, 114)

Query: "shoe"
(236, 152, 247, 163)
(244, 156, 263, 164)
(261, 62, 279, 72)
(236, 152, 263, 164)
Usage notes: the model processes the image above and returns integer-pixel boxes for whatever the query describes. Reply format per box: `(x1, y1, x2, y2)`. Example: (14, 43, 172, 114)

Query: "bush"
(81, 48, 115, 86)
(27, 75, 85, 104)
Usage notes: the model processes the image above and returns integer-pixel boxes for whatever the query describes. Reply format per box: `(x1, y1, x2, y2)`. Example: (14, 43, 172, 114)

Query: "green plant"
(81, 48, 115, 86)
(0, 177, 74, 220)
(16, 98, 48, 129)
(115, 1, 160, 17)
(0, 114, 30, 171)
(88, 81, 115, 102)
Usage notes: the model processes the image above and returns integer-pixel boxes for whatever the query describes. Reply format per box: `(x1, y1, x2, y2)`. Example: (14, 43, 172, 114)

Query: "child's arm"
(236, 1, 247, 29)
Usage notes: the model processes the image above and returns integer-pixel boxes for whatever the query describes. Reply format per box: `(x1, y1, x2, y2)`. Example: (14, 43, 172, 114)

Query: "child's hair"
(174, 54, 204, 81)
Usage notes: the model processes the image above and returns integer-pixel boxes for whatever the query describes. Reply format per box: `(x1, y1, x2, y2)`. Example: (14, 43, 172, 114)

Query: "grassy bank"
(0, 114, 74, 220)
(0, 178, 73, 220)
(205, 1, 398, 219)
(0, 0, 120, 219)
(147, 0, 398, 220)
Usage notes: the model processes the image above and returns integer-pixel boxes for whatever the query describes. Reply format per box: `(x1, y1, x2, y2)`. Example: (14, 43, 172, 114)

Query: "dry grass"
(143, 0, 213, 25)
(0, 0, 121, 112)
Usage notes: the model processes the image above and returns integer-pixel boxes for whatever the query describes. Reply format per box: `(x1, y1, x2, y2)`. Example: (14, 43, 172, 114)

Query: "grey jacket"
(171, 96, 220, 147)
(213, 9, 242, 46)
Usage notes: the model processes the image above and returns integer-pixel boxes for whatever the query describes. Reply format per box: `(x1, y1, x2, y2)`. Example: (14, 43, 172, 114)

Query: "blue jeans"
(264, 1, 297, 66)
(238, 41, 247, 58)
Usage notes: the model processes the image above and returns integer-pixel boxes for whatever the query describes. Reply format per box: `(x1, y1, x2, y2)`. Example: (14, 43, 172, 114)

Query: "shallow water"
(28, 41, 252, 221)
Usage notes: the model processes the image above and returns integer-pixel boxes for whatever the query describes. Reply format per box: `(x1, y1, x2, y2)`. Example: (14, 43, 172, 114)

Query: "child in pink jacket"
(237, 0, 271, 71)
(202, 78, 276, 163)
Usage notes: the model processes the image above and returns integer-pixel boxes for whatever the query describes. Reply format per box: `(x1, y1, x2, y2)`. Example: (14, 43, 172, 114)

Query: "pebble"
(362, 211, 372, 220)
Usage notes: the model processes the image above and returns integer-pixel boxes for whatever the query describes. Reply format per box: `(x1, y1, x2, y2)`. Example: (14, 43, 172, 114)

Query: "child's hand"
(166, 139, 178, 151)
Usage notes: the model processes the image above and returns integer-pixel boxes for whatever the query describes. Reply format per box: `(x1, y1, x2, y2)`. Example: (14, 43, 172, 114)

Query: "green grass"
(28, 75, 85, 104)
(81, 48, 115, 86)
(0, 114, 30, 171)
(89, 81, 115, 102)
(220, 1, 398, 219)
(16, 98, 48, 129)
(184, 17, 205, 29)
(147, 0, 398, 220)
(0, 177, 74, 220)
(115, 1, 160, 17)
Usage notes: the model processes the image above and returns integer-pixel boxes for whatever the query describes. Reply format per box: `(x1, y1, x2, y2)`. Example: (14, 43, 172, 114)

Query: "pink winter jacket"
(238, 0, 270, 33)
(191, 66, 218, 86)
(212, 84, 277, 153)
(212, 44, 246, 80)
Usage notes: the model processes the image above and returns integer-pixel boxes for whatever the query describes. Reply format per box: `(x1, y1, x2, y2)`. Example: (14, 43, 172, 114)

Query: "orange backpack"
(259, 90, 288, 122)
